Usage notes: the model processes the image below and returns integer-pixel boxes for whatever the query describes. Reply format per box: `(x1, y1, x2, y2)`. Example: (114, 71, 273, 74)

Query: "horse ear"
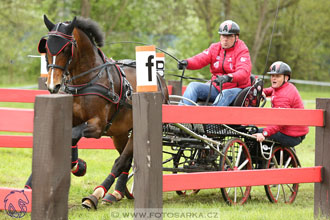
(67, 16, 77, 34)
(44, 15, 55, 31)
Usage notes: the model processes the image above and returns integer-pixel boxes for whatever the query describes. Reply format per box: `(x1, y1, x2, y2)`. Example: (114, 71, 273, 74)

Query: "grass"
(0, 84, 328, 219)
(0, 146, 317, 220)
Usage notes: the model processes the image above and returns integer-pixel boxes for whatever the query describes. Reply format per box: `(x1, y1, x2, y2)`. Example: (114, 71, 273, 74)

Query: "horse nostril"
(48, 84, 61, 94)
(54, 84, 61, 93)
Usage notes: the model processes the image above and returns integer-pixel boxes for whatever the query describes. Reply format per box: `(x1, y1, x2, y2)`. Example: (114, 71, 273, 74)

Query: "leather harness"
(40, 28, 134, 133)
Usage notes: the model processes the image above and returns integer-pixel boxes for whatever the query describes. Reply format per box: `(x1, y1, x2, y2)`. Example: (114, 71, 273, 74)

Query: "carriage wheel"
(175, 187, 200, 196)
(264, 146, 299, 203)
(220, 138, 252, 205)
(173, 156, 201, 196)
(124, 172, 134, 199)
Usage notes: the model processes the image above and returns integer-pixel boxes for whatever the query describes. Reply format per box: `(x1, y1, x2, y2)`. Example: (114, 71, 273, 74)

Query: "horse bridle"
(44, 29, 121, 90)
(45, 31, 76, 78)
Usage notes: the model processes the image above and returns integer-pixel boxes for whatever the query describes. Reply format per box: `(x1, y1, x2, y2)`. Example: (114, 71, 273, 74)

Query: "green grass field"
(0, 84, 329, 219)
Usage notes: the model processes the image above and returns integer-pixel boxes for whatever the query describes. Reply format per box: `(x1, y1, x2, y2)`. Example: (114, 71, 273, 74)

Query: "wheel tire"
(264, 146, 299, 203)
(220, 138, 252, 205)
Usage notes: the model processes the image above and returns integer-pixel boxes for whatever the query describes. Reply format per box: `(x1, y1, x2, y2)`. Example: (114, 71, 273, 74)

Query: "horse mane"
(74, 17, 104, 47)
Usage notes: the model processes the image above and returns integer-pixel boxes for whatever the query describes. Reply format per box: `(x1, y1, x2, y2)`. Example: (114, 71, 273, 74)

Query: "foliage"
(0, 0, 329, 85)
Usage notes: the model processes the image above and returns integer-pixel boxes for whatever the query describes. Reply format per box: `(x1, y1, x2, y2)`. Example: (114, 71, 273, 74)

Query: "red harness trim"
(72, 93, 119, 104)
(46, 41, 70, 56)
(48, 31, 74, 40)
(71, 160, 78, 164)
(47, 31, 75, 56)
(114, 64, 123, 110)
(69, 64, 125, 108)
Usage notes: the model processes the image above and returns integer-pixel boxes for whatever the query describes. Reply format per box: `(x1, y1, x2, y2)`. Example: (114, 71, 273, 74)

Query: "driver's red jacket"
(263, 82, 309, 137)
(186, 39, 252, 91)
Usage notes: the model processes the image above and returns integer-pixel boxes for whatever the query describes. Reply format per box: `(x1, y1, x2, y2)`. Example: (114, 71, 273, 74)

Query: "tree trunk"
(250, 0, 299, 70)
(194, 0, 222, 45)
(223, 0, 231, 19)
(106, 0, 128, 36)
(81, 0, 91, 18)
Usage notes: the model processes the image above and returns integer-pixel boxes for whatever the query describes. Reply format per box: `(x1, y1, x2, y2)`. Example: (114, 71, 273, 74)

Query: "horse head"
(38, 15, 77, 93)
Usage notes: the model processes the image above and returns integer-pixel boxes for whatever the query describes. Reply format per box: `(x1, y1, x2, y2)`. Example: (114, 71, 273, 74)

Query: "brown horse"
(34, 15, 169, 209)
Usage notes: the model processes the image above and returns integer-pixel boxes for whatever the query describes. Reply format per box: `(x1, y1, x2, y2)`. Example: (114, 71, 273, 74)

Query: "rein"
(45, 28, 134, 133)
(106, 41, 180, 62)
(262, 0, 280, 80)
(66, 60, 116, 83)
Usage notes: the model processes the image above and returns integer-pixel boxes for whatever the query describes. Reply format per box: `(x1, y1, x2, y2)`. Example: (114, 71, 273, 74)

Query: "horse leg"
(71, 123, 88, 176)
(82, 134, 133, 209)
(102, 134, 133, 204)
(24, 174, 32, 189)
(102, 158, 132, 204)
(23, 123, 88, 189)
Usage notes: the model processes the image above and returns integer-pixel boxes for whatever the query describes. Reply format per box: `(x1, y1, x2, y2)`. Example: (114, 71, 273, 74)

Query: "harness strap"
(67, 82, 132, 108)
(68, 61, 116, 83)
(103, 105, 122, 134)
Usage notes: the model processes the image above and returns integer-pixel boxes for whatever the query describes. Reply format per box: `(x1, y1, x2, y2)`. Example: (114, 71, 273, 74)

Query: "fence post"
(314, 98, 330, 218)
(168, 80, 182, 96)
(133, 92, 163, 219)
(31, 94, 72, 220)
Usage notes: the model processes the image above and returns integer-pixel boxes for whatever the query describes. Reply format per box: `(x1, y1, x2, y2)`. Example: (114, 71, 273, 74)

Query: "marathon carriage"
(126, 76, 301, 205)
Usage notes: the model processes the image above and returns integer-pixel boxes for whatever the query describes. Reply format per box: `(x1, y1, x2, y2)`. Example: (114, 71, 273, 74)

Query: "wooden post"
(32, 94, 72, 220)
(315, 98, 330, 218)
(133, 92, 163, 220)
(168, 80, 182, 96)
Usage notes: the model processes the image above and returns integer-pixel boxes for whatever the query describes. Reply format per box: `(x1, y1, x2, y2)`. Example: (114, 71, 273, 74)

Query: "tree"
(0, 0, 329, 85)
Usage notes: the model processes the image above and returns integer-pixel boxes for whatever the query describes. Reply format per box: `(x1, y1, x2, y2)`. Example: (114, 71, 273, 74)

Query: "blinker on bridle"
(38, 23, 77, 77)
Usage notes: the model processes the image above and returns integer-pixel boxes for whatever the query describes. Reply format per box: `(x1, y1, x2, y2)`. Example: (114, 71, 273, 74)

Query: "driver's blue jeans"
(180, 82, 242, 106)
(213, 87, 242, 106)
(258, 128, 305, 147)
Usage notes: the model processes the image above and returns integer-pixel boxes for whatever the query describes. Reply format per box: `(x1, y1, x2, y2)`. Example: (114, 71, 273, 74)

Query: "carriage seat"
(230, 75, 263, 107)
(197, 74, 262, 107)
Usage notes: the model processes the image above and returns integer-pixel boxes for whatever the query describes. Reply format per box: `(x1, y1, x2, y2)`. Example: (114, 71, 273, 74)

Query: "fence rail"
(1, 88, 330, 218)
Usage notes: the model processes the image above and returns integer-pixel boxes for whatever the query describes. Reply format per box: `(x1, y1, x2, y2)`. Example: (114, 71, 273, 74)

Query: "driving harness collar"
(63, 51, 133, 133)
(40, 23, 134, 134)
(64, 59, 133, 109)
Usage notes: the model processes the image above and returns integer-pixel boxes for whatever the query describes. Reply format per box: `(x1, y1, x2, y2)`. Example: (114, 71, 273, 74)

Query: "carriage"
(126, 76, 301, 205)
(37, 15, 301, 208)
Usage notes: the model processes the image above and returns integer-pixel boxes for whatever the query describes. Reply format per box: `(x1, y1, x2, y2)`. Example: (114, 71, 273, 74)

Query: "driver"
(252, 61, 309, 147)
(177, 20, 252, 106)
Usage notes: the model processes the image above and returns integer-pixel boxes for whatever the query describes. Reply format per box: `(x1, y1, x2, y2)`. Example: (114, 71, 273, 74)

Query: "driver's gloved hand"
(177, 60, 188, 70)
(214, 75, 232, 86)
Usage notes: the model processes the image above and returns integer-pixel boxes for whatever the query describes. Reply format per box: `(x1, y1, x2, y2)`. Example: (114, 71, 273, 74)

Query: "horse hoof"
(102, 193, 117, 205)
(102, 192, 122, 205)
(72, 158, 87, 177)
(125, 187, 134, 200)
(82, 195, 98, 210)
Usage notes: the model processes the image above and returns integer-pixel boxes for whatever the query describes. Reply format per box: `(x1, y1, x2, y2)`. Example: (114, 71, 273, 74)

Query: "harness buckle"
(98, 70, 103, 78)
(112, 93, 119, 103)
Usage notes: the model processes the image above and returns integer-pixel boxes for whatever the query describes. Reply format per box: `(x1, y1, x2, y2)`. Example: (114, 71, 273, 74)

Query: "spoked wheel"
(220, 138, 253, 205)
(264, 146, 299, 203)
(124, 172, 134, 199)
(173, 150, 200, 196)
(175, 188, 200, 196)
